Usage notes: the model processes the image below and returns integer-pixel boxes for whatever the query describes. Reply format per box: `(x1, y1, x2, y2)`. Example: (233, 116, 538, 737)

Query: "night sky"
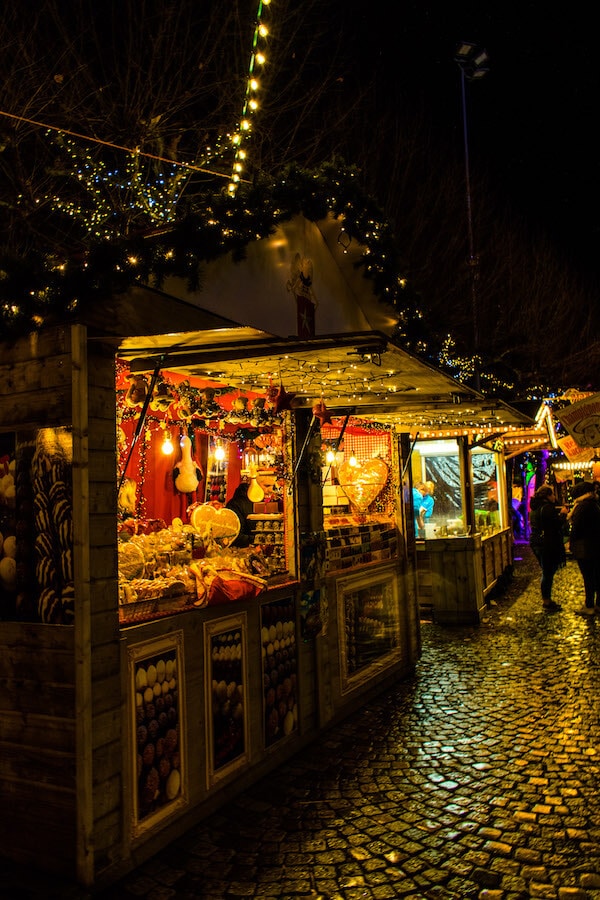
(352, 2, 599, 282)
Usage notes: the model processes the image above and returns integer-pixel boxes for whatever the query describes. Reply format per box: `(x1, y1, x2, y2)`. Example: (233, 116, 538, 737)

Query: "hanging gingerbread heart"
(337, 458, 389, 513)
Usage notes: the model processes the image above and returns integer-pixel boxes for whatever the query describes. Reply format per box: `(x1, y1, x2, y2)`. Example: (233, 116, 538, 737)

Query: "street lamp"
(454, 41, 489, 392)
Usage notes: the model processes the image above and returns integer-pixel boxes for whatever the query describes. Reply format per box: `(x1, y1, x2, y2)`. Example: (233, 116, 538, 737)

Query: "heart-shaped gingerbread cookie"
(337, 458, 389, 512)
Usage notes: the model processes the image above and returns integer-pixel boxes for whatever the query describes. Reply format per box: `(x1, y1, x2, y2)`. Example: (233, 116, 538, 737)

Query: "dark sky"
(353, 2, 599, 282)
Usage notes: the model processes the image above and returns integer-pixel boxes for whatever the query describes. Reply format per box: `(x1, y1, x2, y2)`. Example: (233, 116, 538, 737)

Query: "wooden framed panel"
(205, 613, 249, 786)
(260, 595, 298, 748)
(337, 564, 402, 694)
(128, 630, 186, 837)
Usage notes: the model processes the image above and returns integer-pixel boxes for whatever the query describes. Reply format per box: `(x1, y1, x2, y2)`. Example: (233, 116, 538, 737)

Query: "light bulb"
(161, 432, 174, 455)
(349, 453, 358, 467)
(325, 449, 336, 464)
(215, 443, 226, 461)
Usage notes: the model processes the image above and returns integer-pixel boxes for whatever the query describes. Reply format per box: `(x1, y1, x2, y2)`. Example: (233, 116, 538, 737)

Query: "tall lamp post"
(454, 41, 489, 392)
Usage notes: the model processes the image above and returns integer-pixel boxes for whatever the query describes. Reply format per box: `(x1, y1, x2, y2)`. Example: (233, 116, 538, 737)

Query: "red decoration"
(312, 399, 332, 426)
(274, 383, 296, 413)
(265, 378, 279, 403)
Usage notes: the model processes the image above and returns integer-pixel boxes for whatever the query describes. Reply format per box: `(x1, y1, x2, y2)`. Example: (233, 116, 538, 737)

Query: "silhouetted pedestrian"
(568, 481, 600, 616)
(529, 484, 568, 611)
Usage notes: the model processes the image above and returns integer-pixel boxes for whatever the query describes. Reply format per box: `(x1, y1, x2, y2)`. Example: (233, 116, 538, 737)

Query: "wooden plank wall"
(0, 325, 124, 884)
(0, 623, 77, 870)
(422, 537, 485, 625)
(82, 335, 124, 882)
(0, 327, 78, 875)
(481, 529, 513, 596)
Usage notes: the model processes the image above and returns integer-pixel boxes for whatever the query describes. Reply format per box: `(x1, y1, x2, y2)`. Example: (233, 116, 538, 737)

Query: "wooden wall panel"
(0, 322, 78, 890)
(0, 621, 76, 876)
(84, 340, 125, 885)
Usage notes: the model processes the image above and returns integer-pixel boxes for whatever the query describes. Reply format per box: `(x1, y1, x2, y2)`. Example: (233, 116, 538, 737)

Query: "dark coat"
(529, 495, 566, 562)
(226, 484, 254, 547)
(569, 494, 600, 560)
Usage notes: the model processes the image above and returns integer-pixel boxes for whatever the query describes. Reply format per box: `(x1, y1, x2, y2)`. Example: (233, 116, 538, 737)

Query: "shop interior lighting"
(161, 427, 174, 455)
(553, 461, 593, 470)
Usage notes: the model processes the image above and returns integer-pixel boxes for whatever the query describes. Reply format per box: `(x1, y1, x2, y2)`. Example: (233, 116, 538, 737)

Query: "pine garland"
(0, 158, 426, 345)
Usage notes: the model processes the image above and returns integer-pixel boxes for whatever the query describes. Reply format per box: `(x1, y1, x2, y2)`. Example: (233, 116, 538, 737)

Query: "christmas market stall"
(502, 390, 600, 532)
(407, 431, 514, 624)
(0, 213, 533, 890)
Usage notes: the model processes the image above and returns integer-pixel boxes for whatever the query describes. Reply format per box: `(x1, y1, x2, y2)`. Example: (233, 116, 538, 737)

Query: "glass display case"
(471, 445, 504, 535)
(411, 437, 505, 538)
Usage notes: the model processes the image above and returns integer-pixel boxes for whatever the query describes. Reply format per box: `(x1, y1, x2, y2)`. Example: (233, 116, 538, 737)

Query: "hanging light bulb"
(348, 447, 358, 467)
(161, 427, 174, 455)
(214, 441, 226, 462)
(325, 447, 336, 465)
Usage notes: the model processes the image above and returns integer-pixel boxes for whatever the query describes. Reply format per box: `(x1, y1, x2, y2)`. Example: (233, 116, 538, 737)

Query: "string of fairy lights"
(0, 0, 569, 409)
(228, 0, 271, 196)
(47, 134, 189, 237)
(11, 0, 272, 234)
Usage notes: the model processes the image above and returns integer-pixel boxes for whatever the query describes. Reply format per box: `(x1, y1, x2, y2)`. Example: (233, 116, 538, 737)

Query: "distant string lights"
(1, 0, 276, 216)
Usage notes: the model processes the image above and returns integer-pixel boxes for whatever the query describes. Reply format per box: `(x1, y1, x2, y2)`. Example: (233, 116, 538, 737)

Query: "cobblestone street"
(3, 543, 600, 900)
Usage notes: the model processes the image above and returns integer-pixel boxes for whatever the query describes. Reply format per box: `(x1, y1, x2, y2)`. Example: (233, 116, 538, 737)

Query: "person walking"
(568, 481, 600, 616)
(529, 484, 568, 611)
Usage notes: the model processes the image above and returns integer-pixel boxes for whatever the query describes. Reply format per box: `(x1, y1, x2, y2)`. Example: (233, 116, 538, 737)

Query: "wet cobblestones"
(2, 544, 600, 899)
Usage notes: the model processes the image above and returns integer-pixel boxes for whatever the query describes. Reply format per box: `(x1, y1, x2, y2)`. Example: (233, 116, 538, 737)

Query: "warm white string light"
(228, 0, 271, 196)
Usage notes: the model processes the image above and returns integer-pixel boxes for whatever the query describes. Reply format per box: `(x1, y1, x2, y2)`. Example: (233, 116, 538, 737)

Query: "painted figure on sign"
(287, 253, 317, 339)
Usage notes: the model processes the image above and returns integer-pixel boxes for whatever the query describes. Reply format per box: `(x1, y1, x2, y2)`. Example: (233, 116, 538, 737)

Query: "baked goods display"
(118, 516, 269, 616)
(29, 428, 75, 625)
(134, 653, 181, 818)
(0, 456, 17, 607)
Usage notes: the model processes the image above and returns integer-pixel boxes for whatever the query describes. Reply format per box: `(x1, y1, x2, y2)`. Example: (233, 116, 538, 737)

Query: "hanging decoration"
(173, 434, 204, 495)
(312, 398, 332, 426)
(150, 381, 175, 413)
(273, 382, 296, 414)
(126, 374, 149, 409)
(337, 458, 389, 514)
(287, 253, 317, 339)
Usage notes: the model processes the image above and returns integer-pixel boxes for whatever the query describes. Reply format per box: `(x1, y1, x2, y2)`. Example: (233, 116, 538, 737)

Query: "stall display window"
(337, 566, 401, 692)
(128, 631, 186, 834)
(116, 362, 295, 621)
(471, 446, 505, 534)
(411, 438, 505, 538)
(260, 597, 298, 748)
(412, 439, 467, 537)
(320, 421, 394, 519)
(205, 614, 249, 786)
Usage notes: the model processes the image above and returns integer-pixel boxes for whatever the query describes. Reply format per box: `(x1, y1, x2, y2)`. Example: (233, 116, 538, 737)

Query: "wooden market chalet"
(0, 213, 537, 889)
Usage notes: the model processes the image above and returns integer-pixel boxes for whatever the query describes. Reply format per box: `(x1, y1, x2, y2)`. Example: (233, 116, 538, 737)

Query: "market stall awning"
(118, 328, 534, 433)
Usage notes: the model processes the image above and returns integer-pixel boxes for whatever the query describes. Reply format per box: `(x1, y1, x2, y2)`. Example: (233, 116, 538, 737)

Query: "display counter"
(416, 527, 513, 624)
(410, 435, 513, 623)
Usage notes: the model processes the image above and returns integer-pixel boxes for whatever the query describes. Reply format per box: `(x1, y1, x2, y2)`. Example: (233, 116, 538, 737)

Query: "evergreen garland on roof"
(0, 158, 427, 347)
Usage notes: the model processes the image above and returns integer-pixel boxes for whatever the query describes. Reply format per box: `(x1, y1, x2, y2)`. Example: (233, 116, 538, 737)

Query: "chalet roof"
(118, 328, 534, 433)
